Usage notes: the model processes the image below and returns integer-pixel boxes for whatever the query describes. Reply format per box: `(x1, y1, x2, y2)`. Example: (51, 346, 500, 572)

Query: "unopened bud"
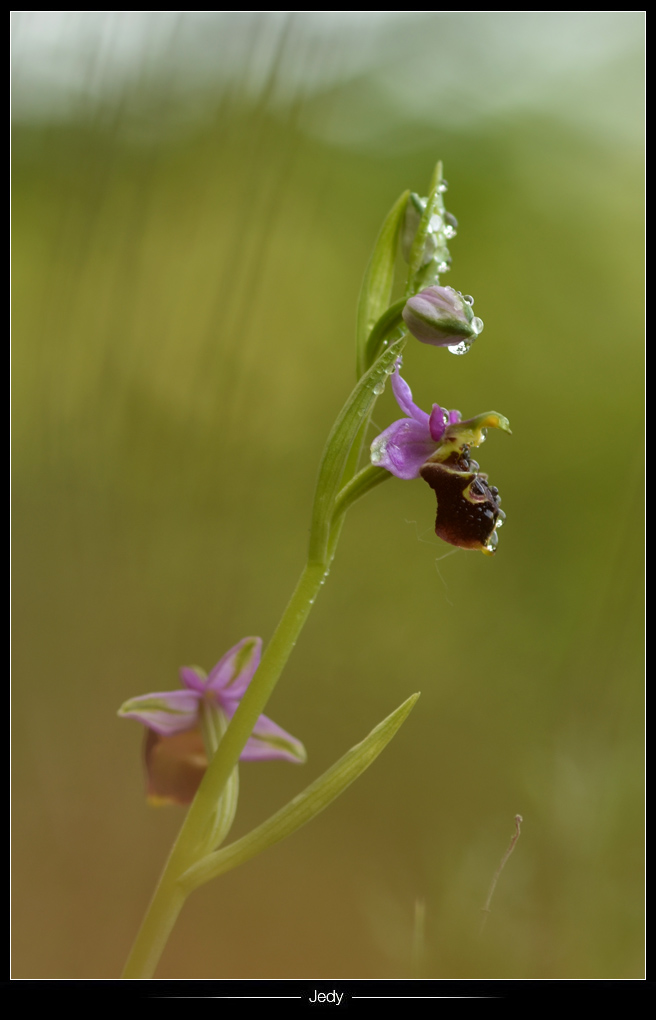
(402, 286, 484, 348)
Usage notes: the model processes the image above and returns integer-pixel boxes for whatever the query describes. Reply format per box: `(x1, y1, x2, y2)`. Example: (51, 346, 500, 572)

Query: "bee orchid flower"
(371, 366, 510, 554)
(118, 636, 306, 804)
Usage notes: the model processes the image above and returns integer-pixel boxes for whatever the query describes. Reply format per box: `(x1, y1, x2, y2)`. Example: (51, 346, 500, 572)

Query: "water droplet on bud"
(471, 316, 484, 335)
(447, 341, 471, 356)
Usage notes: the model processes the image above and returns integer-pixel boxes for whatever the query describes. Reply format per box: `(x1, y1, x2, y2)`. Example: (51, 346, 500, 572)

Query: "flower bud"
(402, 286, 484, 348)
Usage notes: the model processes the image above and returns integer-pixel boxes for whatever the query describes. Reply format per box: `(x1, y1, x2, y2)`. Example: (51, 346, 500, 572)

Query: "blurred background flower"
(11, 12, 643, 979)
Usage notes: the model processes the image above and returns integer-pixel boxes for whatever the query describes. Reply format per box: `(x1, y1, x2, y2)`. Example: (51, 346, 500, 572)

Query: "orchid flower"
(118, 636, 306, 804)
(371, 366, 510, 554)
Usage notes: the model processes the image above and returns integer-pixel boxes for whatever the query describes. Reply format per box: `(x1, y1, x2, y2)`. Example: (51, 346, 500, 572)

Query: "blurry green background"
(12, 12, 643, 979)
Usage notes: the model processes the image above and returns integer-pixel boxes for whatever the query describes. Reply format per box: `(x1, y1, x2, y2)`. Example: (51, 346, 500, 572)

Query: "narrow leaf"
(308, 334, 405, 564)
(356, 190, 409, 378)
(179, 693, 420, 894)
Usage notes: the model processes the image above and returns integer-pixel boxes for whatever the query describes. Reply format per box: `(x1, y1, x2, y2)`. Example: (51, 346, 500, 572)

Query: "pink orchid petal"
(179, 666, 207, 694)
(119, 689, 200, 736)
(240, 713, 307, 763)
(390, 369, 429, 425)
(371, 418, 439, 480)
(428, 404, 448, 442)
(206, 636, 262, 697)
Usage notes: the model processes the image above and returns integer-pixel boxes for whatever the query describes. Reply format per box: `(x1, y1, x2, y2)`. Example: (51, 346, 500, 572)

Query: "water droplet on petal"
(370, 441, 386, 464)
(447, 341, 471, 356)
(471, 316, 484, 335)
(463, 295, 474, 306)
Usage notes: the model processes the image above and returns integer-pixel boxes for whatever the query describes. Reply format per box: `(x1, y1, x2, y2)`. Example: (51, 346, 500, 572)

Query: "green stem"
(122, 874, 186, 979)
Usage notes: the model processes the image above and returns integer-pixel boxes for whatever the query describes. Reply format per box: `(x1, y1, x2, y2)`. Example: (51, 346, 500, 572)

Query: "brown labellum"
(419, 447, 503, 553)
(144, 727, 208, 806)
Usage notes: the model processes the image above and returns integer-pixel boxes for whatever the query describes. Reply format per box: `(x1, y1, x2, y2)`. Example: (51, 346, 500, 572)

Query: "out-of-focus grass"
(12, 13, 643, 978)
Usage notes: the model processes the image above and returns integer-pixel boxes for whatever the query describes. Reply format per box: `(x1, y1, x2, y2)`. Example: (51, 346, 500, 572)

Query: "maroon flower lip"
(420, 447, 505, 555)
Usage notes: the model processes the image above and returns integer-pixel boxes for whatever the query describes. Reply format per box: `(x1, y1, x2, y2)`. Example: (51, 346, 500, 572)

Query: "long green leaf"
(308, 334, 405, 565)
(179, 693, 420, 894)
(356, 190, 408, 378)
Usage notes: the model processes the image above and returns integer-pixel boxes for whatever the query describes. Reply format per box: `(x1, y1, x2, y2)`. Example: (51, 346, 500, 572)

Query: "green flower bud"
(402, 286, 484, 349)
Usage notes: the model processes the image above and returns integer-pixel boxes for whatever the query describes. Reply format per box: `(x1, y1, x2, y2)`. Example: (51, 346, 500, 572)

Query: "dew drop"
(429, 214, 443, 232)
(373, 381, 385, 395)
(471, 316, 484, 335)
(463, 295, 474, 306)
(485, 532, 499, 553)
(447, 340, 471, 356)
(438, 180, 449, 193)
(436, 261, 450, 273)
(444, 225, 457, 239)
(370, 442, 386, 464)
